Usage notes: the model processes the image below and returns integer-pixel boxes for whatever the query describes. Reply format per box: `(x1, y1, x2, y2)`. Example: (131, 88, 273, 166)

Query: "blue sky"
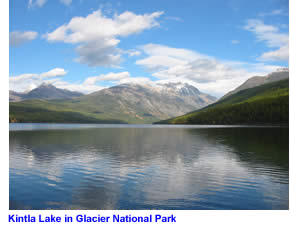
(9, 0, 289, 96)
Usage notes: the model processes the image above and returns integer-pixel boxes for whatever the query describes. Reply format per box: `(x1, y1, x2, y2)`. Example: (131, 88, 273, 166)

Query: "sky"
(9, 0, 289, 97)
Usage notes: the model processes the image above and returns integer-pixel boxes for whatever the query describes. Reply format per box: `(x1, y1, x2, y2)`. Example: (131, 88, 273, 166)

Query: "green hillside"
(9, 93, 159, 124)
(9, 101, 128, 124)
(157, 79, 289, 125)
(9, 82, 216, 124)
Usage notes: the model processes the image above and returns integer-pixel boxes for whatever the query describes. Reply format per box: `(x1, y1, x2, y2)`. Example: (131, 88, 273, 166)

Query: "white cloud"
(271, 9, 283, 15)
(140, 43, 206, 61)
(59, 72, 152, 93)
(260, 45, 289, 62)
(40, 68, 67, 78)
(28, 0, 72, 8)
(52, 80, 105, 93)
(83, 71, 152, 89)
(60, 0, 72, 6)
(244, 19, 288, 48)
(9, 69, 151, 94)
(10, 68, 68, 92)
(126, 50, 142, 57)
(231, 40, 240, 44)
(152, 59, 238, 83)
(10, 31, 38, 47)
(244, 19, 289, 62)
(45, 10, 164, 67)
(28, 0, 47, 8)
(84, 72, 130, 85)
(165, 16, 183, 22)
(258, 9, 284, 17)
(10, 74, 39, 83)
(136, 43, 208, 71)
(136, 55, 187, 70)
(136, 44, 284, 97)
(75, 40, 122, 67)
(118, 77, 152, 85)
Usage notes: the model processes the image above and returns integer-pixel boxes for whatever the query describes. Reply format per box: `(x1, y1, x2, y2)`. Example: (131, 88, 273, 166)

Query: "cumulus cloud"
(10, 31, 38, 47)
(9, 69, 151, 94)
(126, 50, 142, 57)
(40, 68, 67, 78)
(136, 44, 206, 71)
(52, 80, 105, 93)
(10, 68, 68, 92)
(136, 43, 284, 96)
(260, 45, 289, 62)
(244, 19, 289, 62)
(55, 71, 152, 93)
(44, 10, 164, 67)
(141, 43, 206, 61)
(84, 72, 130, 85)
(152, 59, 237, 83)
(9, 68, 104, 94)
(118, 77, 152, 85)
(75, 40, 122, 67)
(83, 72, 151, 88)
(28, 0, 47, 8)
(136, 55, 186, 70)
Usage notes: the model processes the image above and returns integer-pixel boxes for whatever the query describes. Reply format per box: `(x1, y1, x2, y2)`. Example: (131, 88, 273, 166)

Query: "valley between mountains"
(9, 70, 288, 125)
(9, 82, 216, 124)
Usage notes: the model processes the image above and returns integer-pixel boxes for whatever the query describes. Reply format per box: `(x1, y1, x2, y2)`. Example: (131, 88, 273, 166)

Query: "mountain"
(222, 69, 289, 99)
(9, 90, 26, 102)
(157, 78, 289, 125)
(84, 82, 216, 120)
(9, 83, 83, 102)
(9, 82, 216, 124)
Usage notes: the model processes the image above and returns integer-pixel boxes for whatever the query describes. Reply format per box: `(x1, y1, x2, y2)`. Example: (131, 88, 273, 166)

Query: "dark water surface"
(9, 124, 289, 210)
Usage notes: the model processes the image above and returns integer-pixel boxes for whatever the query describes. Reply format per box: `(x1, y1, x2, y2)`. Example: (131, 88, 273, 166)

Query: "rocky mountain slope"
(9, 82, 216, 124)
(222, 69, 289, 99)
(86, 82, 216, 120)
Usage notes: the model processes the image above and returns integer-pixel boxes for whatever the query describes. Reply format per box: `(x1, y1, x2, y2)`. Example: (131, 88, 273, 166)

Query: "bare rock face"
(223, 69, 289, 99)
(87, 82, 217, 120)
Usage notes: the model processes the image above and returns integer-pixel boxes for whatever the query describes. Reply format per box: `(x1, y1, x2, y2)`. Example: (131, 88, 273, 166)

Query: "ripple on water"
(9, 126, 289, 210)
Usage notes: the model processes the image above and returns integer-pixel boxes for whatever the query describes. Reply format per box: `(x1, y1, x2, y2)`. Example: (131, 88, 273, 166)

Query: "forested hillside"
(157, 79, 289, 125)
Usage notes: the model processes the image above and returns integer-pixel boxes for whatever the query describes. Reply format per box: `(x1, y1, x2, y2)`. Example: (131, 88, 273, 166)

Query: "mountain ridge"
(9, 81, 216, 124)
(9, 83, 84, 102)
(222, 70, 289, 99)
(157, 78, 289, 125)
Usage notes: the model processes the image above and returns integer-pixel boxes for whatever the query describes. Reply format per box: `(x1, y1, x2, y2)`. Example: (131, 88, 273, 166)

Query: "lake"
(9, 123, 289, 210)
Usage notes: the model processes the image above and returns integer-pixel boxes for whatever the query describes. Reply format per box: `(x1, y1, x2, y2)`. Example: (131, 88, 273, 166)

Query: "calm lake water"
(10, 124, 289, 210)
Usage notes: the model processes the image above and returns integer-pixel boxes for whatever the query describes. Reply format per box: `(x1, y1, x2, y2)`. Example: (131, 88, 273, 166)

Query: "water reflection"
(10, 126, 289, 210)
